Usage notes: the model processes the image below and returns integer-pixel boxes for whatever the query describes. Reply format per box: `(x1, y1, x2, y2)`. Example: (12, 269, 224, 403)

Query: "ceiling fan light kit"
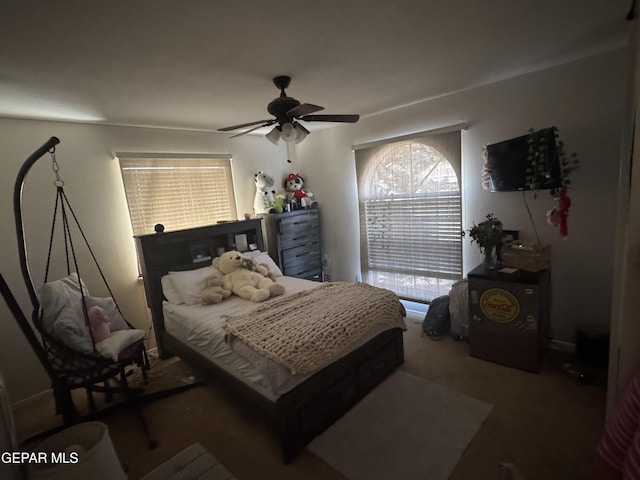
(219, 75, 359, 144)
(265, 126, 281, 145)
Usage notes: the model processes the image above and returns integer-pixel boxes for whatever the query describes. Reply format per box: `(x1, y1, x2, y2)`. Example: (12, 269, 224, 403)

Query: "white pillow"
(168, 265, 223, 305)
(161, 275, 183, 304)
(96, 329, 145, 361)
(38, 273, 93, 353)
(243, 250, 283, 277)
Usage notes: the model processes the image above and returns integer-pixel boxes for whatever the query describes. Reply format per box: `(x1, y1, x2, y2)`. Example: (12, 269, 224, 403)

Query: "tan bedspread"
(223, 282, 405, 375)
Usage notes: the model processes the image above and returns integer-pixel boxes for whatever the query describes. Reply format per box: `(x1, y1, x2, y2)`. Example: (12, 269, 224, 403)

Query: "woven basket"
(502, 242, 551, 272)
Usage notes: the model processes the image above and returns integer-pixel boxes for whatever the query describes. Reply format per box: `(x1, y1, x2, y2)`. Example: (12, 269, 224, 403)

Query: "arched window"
(355, 131, 462, 302)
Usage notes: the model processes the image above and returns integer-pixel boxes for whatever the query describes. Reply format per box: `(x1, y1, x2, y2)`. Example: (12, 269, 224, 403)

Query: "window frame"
(355, 128, 463, 303)
(116, 152, 237, 237)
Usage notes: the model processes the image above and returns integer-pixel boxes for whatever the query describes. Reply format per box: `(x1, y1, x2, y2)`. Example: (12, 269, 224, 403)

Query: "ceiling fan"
(218, 75, 360, 144)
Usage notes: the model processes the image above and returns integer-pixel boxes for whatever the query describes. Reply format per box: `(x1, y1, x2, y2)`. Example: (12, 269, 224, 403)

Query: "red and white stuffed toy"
(284, 173, 317, 209)
(546, 187, 571, 238)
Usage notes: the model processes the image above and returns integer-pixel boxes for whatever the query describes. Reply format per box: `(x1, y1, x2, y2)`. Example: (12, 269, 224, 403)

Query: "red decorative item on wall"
(546, 187, 571, 237)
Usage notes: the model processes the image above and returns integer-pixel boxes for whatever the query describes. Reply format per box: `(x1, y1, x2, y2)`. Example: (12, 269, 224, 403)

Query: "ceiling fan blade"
(300, 114, 360, 123)
(228, 122, 274, 138)
(296, 123, 310, 134)
(218, 119, 274, 132)
(287, 103, 324, 118)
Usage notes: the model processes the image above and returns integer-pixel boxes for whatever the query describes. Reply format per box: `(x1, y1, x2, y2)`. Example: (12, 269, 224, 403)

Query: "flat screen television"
(485, 127, 563, 192)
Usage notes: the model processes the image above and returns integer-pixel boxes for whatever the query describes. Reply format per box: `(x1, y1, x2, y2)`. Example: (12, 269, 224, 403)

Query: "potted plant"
(468, 213, 503, 268)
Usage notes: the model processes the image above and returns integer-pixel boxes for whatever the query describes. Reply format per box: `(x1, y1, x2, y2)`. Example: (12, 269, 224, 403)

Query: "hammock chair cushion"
(38, 273, 146, 361)
(96, 329, 146, 361)
(38, 273, 93, 354)
(85, 296, 129, 331)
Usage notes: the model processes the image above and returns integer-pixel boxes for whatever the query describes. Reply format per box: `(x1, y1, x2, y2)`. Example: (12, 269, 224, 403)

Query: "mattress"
(163, 276, 406, 400)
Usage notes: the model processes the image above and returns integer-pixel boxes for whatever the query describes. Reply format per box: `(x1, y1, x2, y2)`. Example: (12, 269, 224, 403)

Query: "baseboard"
(12, 388, 52, 410)
(547, 339, 576, 353)
(12, 347, 161, 410)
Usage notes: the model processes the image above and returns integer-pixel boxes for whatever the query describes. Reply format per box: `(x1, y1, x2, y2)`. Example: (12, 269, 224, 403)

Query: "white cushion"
(85, 296, 129, 331)
(96, 329, 145, 361)
(242, 250, 283, 277)
(38, 273, 93, 354)
(161, 275, 184, 304)
(169, 265, 223, 305)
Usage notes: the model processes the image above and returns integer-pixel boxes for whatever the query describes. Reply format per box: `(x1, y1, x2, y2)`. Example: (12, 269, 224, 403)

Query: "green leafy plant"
(468, 213, 503, 254)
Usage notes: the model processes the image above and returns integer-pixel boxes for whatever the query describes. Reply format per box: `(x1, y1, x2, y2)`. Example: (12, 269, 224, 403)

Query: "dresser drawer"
(284, 265, 322, 281)
(279, 221, 319, 247)
(282, 243, 321, 268)
(280, 210, 318, 231)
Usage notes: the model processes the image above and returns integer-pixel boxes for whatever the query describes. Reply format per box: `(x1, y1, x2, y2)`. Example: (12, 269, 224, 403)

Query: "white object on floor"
(27, 422, 126, 480)
(140, 442, 236, 480)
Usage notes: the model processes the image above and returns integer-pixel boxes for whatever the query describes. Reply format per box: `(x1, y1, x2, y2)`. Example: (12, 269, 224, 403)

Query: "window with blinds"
(117, 154, 237, 236)
(355, 130, 462, 303)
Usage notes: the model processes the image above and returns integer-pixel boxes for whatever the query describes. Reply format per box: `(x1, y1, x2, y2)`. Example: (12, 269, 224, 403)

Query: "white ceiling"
(0, 1, 631, 136)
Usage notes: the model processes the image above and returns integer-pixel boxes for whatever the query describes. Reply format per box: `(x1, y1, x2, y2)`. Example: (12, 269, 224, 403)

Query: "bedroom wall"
(0, 119, 289, 402)
(0, 48, 627, 403)
(297, 48, 627, 346)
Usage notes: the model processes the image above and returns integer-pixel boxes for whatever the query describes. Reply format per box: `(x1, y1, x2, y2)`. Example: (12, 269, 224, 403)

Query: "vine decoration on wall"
(525, 126, 579, 198)
(526, 126, 580, 238)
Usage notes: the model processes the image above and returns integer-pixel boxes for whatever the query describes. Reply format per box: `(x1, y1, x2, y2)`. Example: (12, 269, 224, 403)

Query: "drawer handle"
(295, 252, 310, 258)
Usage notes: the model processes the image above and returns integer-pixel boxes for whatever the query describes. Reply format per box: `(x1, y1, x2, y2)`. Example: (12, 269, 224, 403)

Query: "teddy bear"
(241, 257, 270, 277)
(254, 171, 276, 214)
(87, 305, 111, 343)
(200, 277, 232, 305)
(284, 173, 317, 209)
(213, 250, 285, 302)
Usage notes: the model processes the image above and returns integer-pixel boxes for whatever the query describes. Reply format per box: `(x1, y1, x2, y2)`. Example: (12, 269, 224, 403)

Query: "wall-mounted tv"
(485, 127, 563, 192)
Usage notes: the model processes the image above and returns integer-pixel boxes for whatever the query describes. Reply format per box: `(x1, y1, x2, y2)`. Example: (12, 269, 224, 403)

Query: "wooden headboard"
(135, 219, 264, 358)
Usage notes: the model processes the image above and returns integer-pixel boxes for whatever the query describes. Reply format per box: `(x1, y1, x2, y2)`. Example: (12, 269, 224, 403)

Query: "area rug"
(307, 370, 492, 480)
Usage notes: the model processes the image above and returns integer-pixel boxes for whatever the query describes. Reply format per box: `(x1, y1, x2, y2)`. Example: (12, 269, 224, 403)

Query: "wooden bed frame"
(135, 219, 404, 462)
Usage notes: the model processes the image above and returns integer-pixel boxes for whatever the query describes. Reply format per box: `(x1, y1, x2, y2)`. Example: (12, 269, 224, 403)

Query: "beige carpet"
(307, 370, 492, 480)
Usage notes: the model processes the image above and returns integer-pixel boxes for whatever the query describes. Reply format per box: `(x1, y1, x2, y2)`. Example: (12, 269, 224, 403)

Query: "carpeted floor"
(14, 315, 607, 480)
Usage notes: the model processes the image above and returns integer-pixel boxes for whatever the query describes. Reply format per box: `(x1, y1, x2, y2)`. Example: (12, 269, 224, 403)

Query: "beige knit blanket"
(223, 282, 404, 375)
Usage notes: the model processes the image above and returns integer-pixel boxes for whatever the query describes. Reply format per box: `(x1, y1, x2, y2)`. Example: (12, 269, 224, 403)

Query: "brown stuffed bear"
(200, 277, 232, 305)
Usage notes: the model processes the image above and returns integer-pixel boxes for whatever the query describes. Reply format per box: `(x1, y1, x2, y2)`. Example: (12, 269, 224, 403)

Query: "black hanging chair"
(10, 137, 151, 429)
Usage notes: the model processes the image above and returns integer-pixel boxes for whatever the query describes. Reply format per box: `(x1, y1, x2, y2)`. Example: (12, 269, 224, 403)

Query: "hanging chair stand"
(6, 137, 201, 447)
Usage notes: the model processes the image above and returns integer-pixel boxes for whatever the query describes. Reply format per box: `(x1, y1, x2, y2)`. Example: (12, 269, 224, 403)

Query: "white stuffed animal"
(213, 251, 285, 302)
(254, 171, 276, 214)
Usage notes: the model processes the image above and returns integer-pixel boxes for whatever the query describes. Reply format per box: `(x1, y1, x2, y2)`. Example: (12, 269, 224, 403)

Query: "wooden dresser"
(260, 209, 322, 281)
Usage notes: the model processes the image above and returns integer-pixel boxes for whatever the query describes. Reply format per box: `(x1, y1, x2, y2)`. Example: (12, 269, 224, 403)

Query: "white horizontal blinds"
(356, 130, 462, 303)
(119, 156, 237, 235)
